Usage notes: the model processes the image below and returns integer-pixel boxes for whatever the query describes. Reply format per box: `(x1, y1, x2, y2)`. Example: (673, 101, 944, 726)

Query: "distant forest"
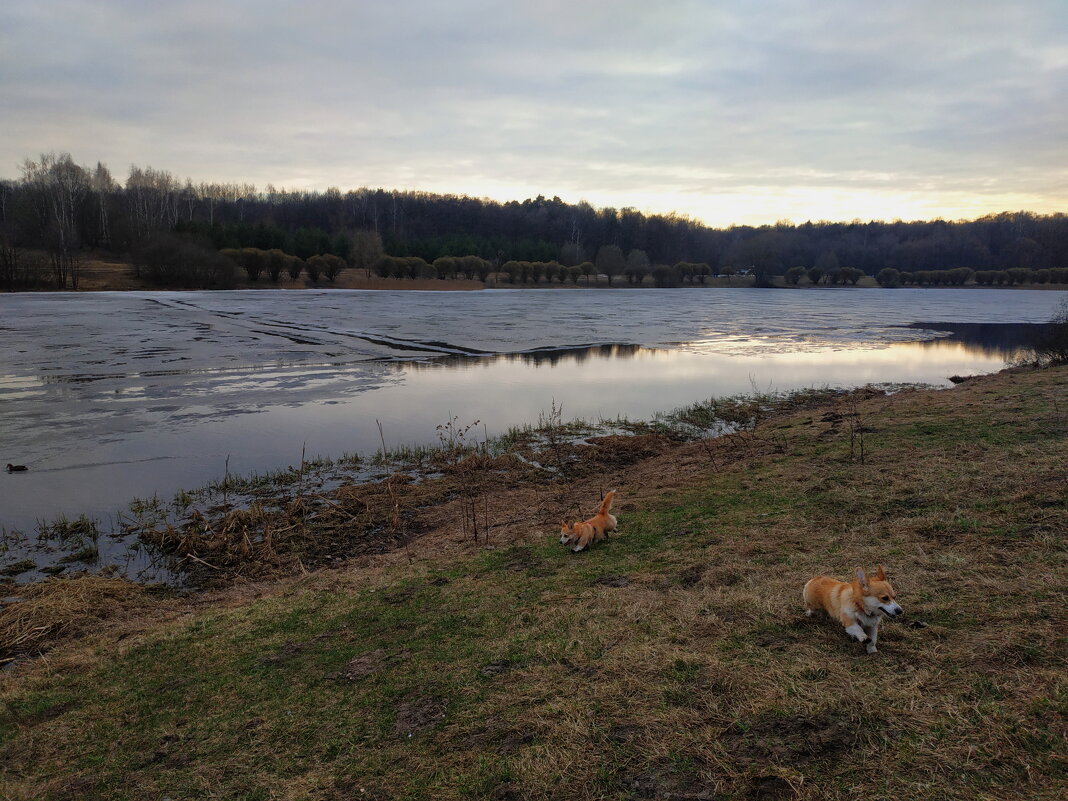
(2, 152, 1066, 289)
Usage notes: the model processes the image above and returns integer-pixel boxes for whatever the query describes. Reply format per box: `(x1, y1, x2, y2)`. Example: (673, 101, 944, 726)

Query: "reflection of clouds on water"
(398, 322, 1048, 366)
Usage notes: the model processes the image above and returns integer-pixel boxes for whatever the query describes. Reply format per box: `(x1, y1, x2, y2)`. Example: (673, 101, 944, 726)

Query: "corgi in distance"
(803, 565, 903, 654)
(560, 491, 617, 552)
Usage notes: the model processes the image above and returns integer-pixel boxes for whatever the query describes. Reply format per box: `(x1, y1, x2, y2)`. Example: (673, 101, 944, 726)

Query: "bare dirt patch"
(332, 648, 411, 682)
(722, 711, 861, 765)
(625, 765, 718, 800)
(584, 434, 671, 466)
(748, 775, 797, 800)
(591, 574, 631, 587)
(393, 695, 447, 737)
(479, 659, 515, 677)
(462, 721, 535, 753)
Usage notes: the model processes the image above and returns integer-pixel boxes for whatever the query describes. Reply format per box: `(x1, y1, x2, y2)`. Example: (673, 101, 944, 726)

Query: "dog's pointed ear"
(855, 568, 869, 590)
(875, 564, 886, 581)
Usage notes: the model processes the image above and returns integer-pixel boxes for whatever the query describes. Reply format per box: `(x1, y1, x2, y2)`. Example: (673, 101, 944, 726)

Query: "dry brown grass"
(0, 575, 153, 663)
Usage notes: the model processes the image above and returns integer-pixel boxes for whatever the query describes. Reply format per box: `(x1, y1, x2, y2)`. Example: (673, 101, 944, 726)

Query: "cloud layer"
(2, 1, 1066, 224)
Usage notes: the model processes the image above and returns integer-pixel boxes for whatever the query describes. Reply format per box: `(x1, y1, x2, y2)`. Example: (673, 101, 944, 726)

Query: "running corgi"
(803, 565, 903, 654)
(559, 491, 617, 552)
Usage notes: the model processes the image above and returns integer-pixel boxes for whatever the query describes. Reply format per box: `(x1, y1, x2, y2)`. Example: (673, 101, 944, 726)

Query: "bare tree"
(181, 179, 198, 222)
(20, 153, 90, 288)
(623, 248, 649, 286)
(285, 255, 304, 281)
(596, 244, 625, 286)
(0, 181, 24, 289)
(90, 162, 116, 247)
(197, 182, 223, 226)
(350, 230, 384, 278)
(126, 165, 180, 239)
(560, 241, 584, 267)
(321, 253, 346, 282)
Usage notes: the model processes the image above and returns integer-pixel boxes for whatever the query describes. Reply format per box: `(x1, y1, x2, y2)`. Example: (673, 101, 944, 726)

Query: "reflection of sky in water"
(0, 288, 1063, 536)
(388, 338, 1011, 428)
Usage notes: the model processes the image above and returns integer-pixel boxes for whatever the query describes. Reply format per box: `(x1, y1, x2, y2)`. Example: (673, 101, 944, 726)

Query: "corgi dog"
(560, 491, 617, 552)
(803, 565, 903, 654)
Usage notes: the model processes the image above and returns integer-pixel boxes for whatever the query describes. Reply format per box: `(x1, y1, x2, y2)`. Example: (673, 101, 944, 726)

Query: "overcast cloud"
(1, 0, 1065, 225)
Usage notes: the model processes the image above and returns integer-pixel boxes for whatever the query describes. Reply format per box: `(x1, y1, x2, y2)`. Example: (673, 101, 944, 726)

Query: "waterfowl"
(6, 464, 27, 472)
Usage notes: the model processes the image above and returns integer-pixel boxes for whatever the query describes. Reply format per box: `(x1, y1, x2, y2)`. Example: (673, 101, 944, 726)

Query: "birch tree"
(350, 230, 384, 278)
(20, 153, 90, 288)
(91, 162, 117, 247)
(126, 165, 180, 239)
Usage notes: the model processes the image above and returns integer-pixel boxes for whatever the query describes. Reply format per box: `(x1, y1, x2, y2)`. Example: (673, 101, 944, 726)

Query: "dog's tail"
(598, 490, 616, 516)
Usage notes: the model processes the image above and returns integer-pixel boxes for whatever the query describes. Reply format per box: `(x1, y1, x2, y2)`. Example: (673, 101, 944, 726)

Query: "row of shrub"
(218, 248, 348, 283)
(134, 234, 236, 288)
(367, 257, 597, 284)
(132, 234, 1068, 290)
(497, 260, 724, 287)
(972, 267, 1068, 285)
(784, 266, 865, 285)
(875, 266, 1068, 287)
(369, 255, 495, 281)
(876, 267, 973, 286)
(501, 260, 592, 284)
(201, 251, 1068, 290)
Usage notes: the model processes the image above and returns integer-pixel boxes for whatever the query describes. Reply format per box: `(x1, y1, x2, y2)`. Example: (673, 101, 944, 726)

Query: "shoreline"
(2, 364, 1065, 799)
(0, 362, 1053, 593)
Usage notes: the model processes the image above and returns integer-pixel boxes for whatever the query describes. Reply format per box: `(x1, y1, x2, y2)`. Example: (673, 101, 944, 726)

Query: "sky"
(1, 1, 1066, 227)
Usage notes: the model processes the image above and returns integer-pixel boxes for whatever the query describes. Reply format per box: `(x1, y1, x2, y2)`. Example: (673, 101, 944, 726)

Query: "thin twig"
(183, 554, 222, 570)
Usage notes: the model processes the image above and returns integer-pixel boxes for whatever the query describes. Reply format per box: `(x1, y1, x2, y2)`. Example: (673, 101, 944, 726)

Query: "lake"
(1, 287, 1065, 553)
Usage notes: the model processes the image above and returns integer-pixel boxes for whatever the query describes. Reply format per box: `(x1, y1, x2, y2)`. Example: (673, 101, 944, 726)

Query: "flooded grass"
(2, 383, 939, 588)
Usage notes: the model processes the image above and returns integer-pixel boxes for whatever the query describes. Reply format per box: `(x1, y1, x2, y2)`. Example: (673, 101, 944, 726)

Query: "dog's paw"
(571, 545, 585, 553)
(865, 643, 879, 654)
(850, 632, 869, 643)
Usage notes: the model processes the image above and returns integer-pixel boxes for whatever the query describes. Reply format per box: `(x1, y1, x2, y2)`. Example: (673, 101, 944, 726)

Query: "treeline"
(2, 151, 1067, 290)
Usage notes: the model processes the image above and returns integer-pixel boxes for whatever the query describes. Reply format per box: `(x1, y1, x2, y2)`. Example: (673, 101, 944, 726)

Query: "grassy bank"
(1, 366, 1066, 800)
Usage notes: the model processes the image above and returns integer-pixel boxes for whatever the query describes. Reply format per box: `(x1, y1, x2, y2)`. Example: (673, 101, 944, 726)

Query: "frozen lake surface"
(1, 287, 1065, 562)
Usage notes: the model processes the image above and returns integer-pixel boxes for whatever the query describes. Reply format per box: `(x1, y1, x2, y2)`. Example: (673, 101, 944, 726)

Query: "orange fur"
(560, 491, 618, 552)
(803, 564, 903, 654)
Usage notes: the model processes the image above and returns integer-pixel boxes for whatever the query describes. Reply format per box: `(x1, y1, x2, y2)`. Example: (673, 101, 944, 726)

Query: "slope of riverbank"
(1, 366, 1066, 800)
